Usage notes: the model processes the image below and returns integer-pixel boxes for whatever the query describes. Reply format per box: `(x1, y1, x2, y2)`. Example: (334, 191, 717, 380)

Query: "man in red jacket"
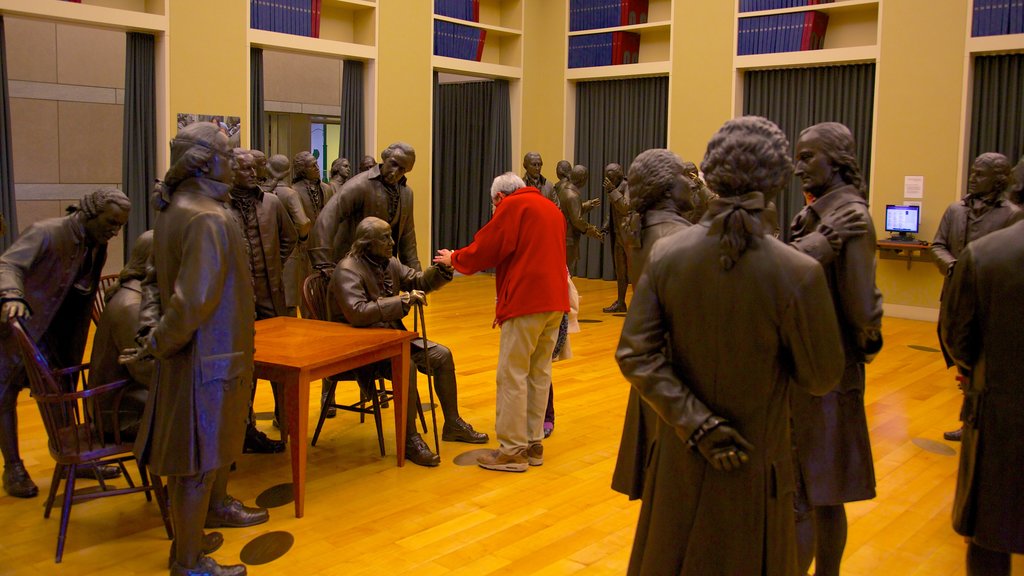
(434, 172, 568, 472)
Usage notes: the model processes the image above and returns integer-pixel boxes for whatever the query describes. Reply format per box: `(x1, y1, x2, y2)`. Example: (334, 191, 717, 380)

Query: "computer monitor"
(884, 204, 920, 239)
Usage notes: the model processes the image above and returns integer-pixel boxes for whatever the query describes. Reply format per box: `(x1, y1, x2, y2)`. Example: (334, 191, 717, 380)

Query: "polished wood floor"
(0, 275, 1020, 575)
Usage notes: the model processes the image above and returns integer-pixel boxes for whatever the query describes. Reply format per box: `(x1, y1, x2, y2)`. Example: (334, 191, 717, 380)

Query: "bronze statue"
(0, 187, 130, 498)
(289, 151, 335, 313)
(522, 152, 557, 204)
(88, 230, 154, 441)
(250, 149, 269, 192)
(939, 217, 1024, 576)
(788, 121, 883, 576)
(551, 159, 572, 205)
(600, 163, 631, 313)
(309, 142, 421, 273)
(680, 160, 718, 224)
(616, 117, 843, 575)
(227, 148, 297, 452)
(434, 172, 569, 473)
(329, 156, 352, 195)
(358, 155, 376, 174)
(932, 152, 1023, 442)
(1009, 153, 1024, 207)
(329, 217, 487, 467)
(265, 154, 310, 317)
(560, 164, 603, 275)
(131, 122, 267, 576)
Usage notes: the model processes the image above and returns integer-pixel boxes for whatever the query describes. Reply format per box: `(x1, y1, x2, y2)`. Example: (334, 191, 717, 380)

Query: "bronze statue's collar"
(367, 164, 407, 188)
(807, 184, 865, 219)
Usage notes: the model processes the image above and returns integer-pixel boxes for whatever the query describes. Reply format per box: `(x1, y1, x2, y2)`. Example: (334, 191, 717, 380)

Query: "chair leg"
(377, 378, 389, 408)
(56, 465, 77, 563)
(44, 464, 63, 519)
(371, 386, 385, 457)
(136, 460, 151, 502)
(358, 388, 368, 424)
(120, 460, 136, 490)
(150, 473, 174, 540)
(311, 379, 337, 446)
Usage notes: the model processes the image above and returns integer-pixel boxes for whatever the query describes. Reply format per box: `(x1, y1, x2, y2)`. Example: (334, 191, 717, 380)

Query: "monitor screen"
(885, 205, 920, 234)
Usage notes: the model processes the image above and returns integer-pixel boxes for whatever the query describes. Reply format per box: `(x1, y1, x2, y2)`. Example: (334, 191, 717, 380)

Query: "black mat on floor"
(452, 448, 494, 466)
(912, 437, 957, 456)
(908, 345, 940, 353)
(578, 318, 602, 324)
(255, 483, 295, 509)
(240, 531, 294, 565)
(253, 411, 274, 421)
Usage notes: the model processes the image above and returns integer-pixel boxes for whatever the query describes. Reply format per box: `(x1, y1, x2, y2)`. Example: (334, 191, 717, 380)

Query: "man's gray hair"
(490, 172, 526, 204)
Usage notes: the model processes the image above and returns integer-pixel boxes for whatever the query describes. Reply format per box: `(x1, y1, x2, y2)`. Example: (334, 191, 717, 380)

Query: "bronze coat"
(328, 255, 449, 329)
(270, 180, 310, 309)
(617, 223, 843, 576)
(612, 208, 690, 500)
(134, 178, 256, 476)
(789, 184, 883, 505)
(940, 220, 1024, 554)
(284, 178, 333, 308)
(0, 214, 105, 388)
(309, 166, 420, 271)
(227, 189, 297, 318)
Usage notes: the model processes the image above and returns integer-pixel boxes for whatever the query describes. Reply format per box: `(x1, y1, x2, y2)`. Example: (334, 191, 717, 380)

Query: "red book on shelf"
(474, 28, 487, 61)
(611, 31, 640, 64)
(800, 11, 828, 50)
(311, 0, 321, 38)
(620, 0, 649, 26)
(471, 0, 480, 22)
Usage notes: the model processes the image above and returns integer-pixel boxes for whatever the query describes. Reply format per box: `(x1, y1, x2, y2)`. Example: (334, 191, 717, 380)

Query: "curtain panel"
(340, 59, 365, 164)
(122, 32, 157, 257)
(969, 53, 1024, 184)
(250, 47, 265, 153)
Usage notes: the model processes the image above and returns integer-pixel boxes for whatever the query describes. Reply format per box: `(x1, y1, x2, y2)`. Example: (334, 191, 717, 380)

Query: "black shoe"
(170, 555, 247, 576)
(243, 424, 285, 454)
(944, 427, 963, 442)
(602, 301, 627, 313)
(405, 434, 440, 467)
(441, 417, 489, 444)
(66, 464, 122, 481)
(2, 460, 38, 498)
(168, 531, 225, 568)
(205, 496, 269, 528)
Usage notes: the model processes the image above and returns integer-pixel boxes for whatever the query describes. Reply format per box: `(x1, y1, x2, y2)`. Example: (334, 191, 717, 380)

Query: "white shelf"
(734, 44, 877, 69)
(738, 0, 877, 18)
(565, 60, 670, 80)
(967, 32, 1024, 55)
(434, 15, 520, 37)
(567, 20, 671, 36)
(431, 55, 521, 80)
(328, 0, 375, 8)
(0, 0, 167, 31)
(248, 28, 375, 60)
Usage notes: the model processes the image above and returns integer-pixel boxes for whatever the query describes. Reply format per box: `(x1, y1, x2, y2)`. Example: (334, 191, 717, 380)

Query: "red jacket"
(450, 187, 568, 324)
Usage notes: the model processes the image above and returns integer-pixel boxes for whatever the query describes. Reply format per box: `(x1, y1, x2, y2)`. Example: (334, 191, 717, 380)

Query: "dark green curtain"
(431, 76, 511, 253)
(574, 76, 668, 280)
(969, 54, 1024, 183)
(250, 47, 265, 152)
(0, 17, 17, 251)
(743, 63, 875, 240)
(340, 59, 364, 164)
(122, 32, 156, 258)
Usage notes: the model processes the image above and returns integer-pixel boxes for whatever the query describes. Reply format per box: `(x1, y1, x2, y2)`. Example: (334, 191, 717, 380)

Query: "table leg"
(285, 370, 309, 517)
(391, 342, 410, 466)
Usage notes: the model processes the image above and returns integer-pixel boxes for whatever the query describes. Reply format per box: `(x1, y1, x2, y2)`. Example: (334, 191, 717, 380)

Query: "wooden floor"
(0, 275, 1020, 575)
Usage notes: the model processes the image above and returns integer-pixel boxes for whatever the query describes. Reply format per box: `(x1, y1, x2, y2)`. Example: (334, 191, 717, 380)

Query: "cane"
(413, 302, 440, 455)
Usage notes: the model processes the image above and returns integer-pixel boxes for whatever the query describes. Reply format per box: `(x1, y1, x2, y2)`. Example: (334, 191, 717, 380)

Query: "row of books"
(434, 0, 481, 22)
(250, 0, 322, 38)
(434, 20, 487, 62)
(568, 31, 640, 68)
(569, 0, 649, 32)
(739, 0, 833, 12)
(737, 11, 829, 55)
(972, 0, 1024, 36)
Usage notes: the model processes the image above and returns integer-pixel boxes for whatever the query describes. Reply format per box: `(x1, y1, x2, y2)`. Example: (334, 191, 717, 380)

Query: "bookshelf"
(565, 0, 672, 78)
(431, 0, 523, 79)
(734, 0, 879, 70)
(248, 0, 376, 60)
(0, 0, 168, 30)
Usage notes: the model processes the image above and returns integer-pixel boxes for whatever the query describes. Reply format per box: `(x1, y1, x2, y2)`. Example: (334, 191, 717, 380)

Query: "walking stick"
(413, 302, 441, 455)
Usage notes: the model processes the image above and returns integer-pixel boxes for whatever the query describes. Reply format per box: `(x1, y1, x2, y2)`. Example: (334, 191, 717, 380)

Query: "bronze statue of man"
(227, 149, 297, 452)
(788, 121, 883, 576)
(290, 150, 335, 314)
(329, 157, 352, 196)
(680, 160, 717, 224)
(522, 152, 557, 204)
(1009, 153, 1024, 207)
(551, 159, 572, 207)
(560, 164, 603, 275)
(616, 117, 843, 575)
(266, 154, 310, 317)
(358, 155, 376, 174)
(250, 149, 269, 192)
(0, 187, 130, 498)
(600, 163, 632, 313)
(329, 217, 487, 466)
(132, 122, 267, 576)
(309, 142, 421, 272)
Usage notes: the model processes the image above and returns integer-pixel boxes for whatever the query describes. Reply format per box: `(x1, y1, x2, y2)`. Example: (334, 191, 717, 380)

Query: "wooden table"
(253, 316, 418, 517)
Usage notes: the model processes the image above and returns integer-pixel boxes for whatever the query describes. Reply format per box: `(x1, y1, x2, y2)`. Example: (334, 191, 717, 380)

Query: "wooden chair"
(90, 274, 120, 326)
(9, 318, 173, 563)
(301, 272, 394, 455)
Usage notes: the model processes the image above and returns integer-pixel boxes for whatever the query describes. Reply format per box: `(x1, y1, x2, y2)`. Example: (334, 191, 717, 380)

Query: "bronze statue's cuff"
(434, 263, 454, 281)
(686, 415, 727, 449)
